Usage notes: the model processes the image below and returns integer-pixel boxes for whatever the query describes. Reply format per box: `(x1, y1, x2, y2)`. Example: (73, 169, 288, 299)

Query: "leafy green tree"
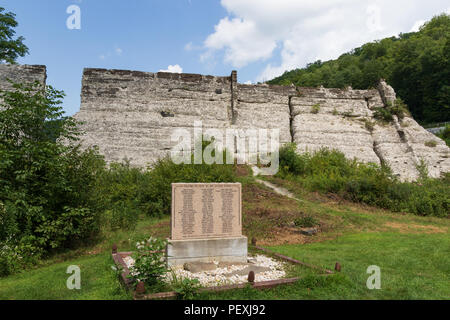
(0, 7, 29, 64)
(0, 81, 105, 267)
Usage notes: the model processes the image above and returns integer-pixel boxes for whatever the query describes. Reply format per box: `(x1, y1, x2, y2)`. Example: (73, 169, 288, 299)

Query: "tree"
(0, 7, 29, 64)
(0, 82, 105, 273)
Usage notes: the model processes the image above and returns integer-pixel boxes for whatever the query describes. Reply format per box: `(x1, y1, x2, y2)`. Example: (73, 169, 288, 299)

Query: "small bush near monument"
(127, 237, 169, 287)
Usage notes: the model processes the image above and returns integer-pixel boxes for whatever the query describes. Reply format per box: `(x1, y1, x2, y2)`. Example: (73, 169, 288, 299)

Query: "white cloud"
(115, 47, 123, 56)
(204, 17, 277, 68)
(159, 64, 183, 73)
(184, 42, 203, 52)
(202, 0, 449, 82)
(410, 20, 426, 32)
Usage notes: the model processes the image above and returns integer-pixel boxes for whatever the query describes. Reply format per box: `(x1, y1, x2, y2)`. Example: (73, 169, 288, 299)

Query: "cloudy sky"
(4, 0, 449, 115)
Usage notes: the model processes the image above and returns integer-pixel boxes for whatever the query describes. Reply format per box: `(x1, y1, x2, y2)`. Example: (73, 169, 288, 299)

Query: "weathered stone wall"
(1, 64, 446, 181)
(74, 68, 450, 181)
(0, 64, 47, 91)
(290, 87, 382, 165)
(75, 68, 233, 165)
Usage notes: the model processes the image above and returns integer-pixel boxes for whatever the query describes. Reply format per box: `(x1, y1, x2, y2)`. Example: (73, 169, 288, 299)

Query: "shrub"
(374, 99, 410, 123)
(277, 144, 449, 218)
(95, 162, 148, 230)
(437, 125, 450, 147)
(294, 215, 319, 228)
(373, 107, 394, 122)
(128, 237, 169, 287)
(173, 277, 201, 300)
(141, 145, 236, 217)
(0, 82, 105, 265)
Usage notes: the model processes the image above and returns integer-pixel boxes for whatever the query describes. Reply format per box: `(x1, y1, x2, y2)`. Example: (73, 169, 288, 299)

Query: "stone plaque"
(171, 183, 242, 240)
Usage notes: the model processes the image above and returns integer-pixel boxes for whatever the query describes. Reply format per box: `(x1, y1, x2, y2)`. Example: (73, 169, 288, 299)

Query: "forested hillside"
(268, 14, 450, 125)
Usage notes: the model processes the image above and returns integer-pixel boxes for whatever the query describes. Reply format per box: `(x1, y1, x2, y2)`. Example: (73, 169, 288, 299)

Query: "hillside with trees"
(268, 14, 450, 125)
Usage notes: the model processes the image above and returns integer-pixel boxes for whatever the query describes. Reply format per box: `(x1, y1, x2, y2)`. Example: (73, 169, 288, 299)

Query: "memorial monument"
(166, 183, 248, 266)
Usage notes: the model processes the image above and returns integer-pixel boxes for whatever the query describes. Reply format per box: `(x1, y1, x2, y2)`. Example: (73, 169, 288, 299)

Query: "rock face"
(75, 68, 233, 165)
(74, 68, 449, 181)
(0, 64, 448, 181)
(0, 64, 47, 112)
(0, 64, 46, 92)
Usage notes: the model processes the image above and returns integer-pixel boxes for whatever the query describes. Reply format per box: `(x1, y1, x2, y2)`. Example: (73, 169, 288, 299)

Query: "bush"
(128, 237, 169, 287)
(294, 215, 319, 228)
(95, 162, 148, 230)
(437, 125, 450, 147)
(0, 82, 105, 267)
(173, 278, 201, 300)
(373, 107, 394, 122)
(140, 146, 236, 217)
(94, 148, 236, 219)
(277, 144, 449, 217)
(374, 99, 410, 123)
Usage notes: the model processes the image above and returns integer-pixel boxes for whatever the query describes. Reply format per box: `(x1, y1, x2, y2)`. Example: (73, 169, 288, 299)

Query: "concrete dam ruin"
(1, 64, 449, 181)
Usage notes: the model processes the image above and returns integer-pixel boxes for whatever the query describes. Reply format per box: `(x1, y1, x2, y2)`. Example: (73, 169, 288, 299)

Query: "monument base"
(166, 236, 248, 267)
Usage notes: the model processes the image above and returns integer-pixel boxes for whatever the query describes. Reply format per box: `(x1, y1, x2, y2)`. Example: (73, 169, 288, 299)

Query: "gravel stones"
(122, 254, 287, 287)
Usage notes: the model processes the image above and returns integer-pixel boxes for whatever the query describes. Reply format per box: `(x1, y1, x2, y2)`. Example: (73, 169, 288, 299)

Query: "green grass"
(0, 253, 131, 300)
(0, 173, 448, 300)
(196, 232, 450, 300)
(2, 231, 447, 300)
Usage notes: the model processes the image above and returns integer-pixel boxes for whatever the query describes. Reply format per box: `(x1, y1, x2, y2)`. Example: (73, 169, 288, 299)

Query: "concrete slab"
(166, 236, 248, 266)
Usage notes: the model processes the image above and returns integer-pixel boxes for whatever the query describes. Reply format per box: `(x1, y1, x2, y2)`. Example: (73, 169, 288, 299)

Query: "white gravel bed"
(122, 254, 287, 287)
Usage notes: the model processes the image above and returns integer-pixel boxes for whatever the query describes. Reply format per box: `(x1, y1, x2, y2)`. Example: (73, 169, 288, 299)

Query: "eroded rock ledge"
(0, 64, 448, 181)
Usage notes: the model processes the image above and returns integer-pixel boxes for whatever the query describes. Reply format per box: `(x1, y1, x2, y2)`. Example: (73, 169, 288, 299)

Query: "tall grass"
(277, 144, 449, 217)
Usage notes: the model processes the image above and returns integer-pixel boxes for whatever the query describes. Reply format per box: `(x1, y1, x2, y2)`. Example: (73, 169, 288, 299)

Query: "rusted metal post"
(335, 262, 341, 272)
(248, 271, 255, 284)
(136, 281, 146, 296)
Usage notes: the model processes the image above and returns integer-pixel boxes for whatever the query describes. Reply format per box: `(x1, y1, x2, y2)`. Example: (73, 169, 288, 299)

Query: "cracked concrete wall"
(62, 67, 450, 181)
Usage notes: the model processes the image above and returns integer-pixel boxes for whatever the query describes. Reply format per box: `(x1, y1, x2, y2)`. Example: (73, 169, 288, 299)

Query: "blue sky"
(3, 0, 449, 115)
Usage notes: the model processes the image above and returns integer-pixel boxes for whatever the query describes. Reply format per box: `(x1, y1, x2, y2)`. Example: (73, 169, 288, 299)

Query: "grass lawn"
(0, 174, 448, 300)
(0, 253, 131, 300)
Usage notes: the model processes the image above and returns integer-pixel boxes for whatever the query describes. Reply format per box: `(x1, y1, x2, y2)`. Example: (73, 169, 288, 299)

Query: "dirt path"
(253, 178, 302, 204)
